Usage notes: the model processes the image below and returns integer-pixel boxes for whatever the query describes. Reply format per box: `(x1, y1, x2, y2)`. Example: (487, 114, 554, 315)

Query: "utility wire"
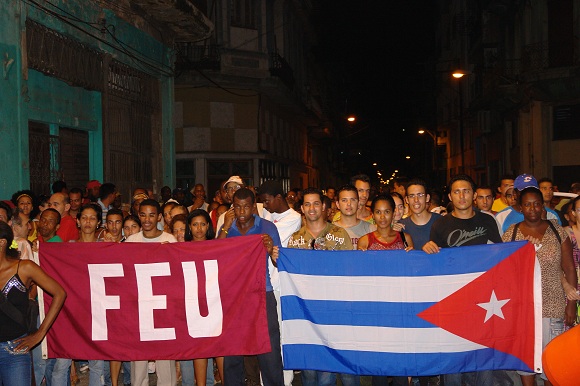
(22, 0, 273, 97)
(39, 0, 174, 74)
(23, 0, 174, 77)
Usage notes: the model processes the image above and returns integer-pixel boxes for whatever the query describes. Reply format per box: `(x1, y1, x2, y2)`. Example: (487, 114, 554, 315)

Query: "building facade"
(0, 0, 212, 199)
(174, 0, 337, 195)
(435, 0, 580, 191)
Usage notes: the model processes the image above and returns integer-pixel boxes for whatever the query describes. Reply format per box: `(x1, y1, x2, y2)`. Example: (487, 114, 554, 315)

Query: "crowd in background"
(1, 172, 579, 386)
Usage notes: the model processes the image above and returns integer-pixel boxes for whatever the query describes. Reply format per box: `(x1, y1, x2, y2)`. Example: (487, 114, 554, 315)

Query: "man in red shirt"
(48, 192, 79, 242)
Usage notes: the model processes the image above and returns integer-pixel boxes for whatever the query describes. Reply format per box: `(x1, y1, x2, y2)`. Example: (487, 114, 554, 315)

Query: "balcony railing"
(175, 43, 221, 71)
(269, 50, 294, 90)
(521, 37, 579, 72)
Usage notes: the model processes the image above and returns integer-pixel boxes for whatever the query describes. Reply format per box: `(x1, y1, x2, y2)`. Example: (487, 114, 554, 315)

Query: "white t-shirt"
(126, 231, 177, 243)
(269, 208, 302, 248)
(268, 208, 302, 292)
(334, 220, 376, 250)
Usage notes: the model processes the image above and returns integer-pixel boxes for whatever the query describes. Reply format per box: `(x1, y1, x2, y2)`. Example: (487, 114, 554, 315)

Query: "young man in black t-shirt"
(423, 174, 502, 386)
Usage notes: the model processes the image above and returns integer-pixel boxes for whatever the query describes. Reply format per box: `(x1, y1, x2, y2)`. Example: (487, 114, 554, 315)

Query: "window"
(231, 0, 257, 29)
(553, 104, 580, 140)
(259, 160, 289, 192)
(176, 159, 196, 191)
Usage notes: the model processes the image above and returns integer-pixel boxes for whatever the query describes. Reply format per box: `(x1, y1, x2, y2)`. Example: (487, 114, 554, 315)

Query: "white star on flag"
(477, 290, 510, 323)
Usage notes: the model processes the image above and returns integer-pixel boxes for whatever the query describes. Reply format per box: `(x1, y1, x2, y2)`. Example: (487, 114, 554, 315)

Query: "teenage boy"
(218, 188, 284, 386)
(103, 208, 124, 242)
(126, 199, 177, 386)
(400, 178, 440, 250)
(333, 185, 375, 249)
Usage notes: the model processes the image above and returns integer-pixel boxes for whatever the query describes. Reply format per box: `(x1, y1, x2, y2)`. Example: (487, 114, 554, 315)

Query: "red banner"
(39, 235, 270, 360)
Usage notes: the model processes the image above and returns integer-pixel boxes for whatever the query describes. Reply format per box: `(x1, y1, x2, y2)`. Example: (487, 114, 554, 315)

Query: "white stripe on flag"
(282, 319, 486, 353)
(279, 271, 485, 302)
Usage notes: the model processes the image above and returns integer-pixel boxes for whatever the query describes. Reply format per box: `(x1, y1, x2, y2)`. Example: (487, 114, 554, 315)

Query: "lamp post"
(418, 129, 438, 174)
(452, 71, 465, 172)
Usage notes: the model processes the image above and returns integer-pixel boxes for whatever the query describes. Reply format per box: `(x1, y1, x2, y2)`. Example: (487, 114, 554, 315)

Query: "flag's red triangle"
(418, 243, 537, 370)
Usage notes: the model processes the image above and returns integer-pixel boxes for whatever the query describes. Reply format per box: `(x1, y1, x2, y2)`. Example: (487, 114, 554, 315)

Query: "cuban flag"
(278, 241, 541, 376)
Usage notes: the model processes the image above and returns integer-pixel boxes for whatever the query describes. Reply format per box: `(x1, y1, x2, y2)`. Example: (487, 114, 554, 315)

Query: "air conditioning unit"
(478, 110, 492, 134)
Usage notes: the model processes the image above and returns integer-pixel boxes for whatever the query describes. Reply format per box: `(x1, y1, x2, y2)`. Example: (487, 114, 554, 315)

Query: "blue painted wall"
(0, 1, 175, 198)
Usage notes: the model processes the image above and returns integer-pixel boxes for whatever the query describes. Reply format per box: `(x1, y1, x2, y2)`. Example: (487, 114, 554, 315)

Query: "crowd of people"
(0, 172, 579, 386)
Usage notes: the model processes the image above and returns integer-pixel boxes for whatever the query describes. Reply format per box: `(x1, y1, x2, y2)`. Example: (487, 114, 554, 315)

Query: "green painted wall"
(0, 1, 175, 198)
(0, 3, 26, 198)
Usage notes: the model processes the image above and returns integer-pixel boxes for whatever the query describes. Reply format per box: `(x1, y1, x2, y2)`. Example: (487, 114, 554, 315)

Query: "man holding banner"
(286, 187, 356, 386)
(423, 174, 505, 386)
(277, 177, 540, 384)
(126, 199, 178, 386)
(217, 187, 284, 386)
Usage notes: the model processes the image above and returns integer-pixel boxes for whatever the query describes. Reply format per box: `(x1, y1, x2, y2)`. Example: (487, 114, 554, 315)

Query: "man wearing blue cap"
(495, 173, 561, 234)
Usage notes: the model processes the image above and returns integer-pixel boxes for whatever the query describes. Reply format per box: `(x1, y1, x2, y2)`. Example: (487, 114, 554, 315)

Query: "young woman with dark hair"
(0, 222, 66, 385)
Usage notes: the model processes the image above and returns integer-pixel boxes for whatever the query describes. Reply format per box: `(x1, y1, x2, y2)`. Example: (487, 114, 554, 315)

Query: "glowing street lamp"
(452, 72, 466, 170)
(452, 70, 465, 79)
(418, 129, 436, 141)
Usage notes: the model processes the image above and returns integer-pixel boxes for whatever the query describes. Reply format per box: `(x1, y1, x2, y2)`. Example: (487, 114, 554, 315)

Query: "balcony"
(269, 50, 294, 90)
(521, 37, 579, 72)
(129, 0, 213, 41)
(175, 43, 221, 71)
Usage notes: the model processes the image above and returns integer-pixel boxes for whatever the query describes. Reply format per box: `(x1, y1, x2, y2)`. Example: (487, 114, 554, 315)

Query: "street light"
(418, 129, 437, 141)
(452, 70, 465, 79)
(452, 71, 465, 172)
(418, 129, 438, 173)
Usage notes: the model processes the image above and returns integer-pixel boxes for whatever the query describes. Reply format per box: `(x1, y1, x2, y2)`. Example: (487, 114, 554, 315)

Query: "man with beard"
(287, 188, 355, 386)
(423, 175, 503, 386)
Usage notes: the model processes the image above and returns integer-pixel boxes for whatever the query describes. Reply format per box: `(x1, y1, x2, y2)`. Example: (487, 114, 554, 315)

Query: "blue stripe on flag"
(282, 344, 533, 375)
(278, 241, 527, 277)
(281, 296, 436, 328)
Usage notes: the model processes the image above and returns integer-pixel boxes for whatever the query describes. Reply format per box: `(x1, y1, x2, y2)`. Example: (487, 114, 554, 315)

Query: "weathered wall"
(0, 1, 174, 198)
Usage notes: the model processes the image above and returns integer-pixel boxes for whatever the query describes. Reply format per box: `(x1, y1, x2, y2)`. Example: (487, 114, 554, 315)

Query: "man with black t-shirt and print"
(422, 174, 503, 386)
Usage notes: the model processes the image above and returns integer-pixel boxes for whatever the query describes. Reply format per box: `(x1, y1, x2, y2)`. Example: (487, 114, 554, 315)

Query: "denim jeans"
(89, 360, 104, 385)
(180, 360, 195, 386)
(224, 291, 283, 386)
(180, 358, 215, 386)
(32, 340, 46, 386)
(32, 314, 47, 386)
(301, 371, 336, 386)
(46, 358, 72, 386)
(0, 337, 32, 386)
(339, 373, 360, 386)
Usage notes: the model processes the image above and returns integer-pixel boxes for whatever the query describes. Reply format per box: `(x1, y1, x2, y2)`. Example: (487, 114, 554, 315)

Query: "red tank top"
(367, 231, 406, 250)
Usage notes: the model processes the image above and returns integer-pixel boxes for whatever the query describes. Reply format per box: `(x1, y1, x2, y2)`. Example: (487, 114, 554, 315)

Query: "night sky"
(312, 1, 437, 180)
